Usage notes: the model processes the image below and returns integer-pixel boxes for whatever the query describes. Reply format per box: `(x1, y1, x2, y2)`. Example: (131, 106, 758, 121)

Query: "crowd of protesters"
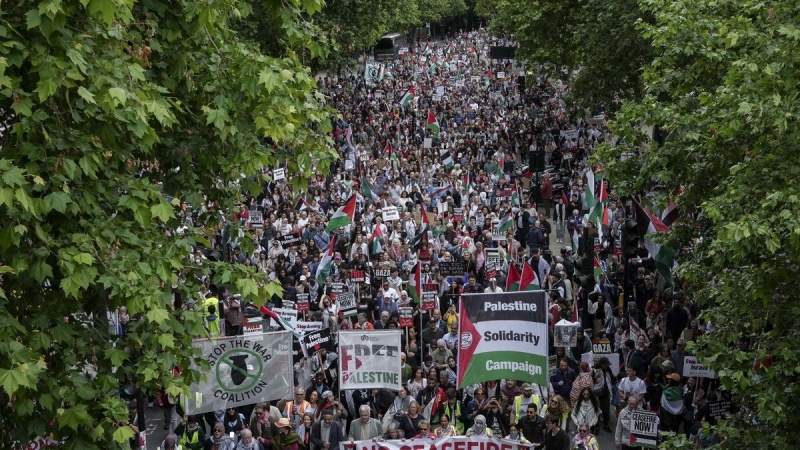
(156, 28, 724, 450)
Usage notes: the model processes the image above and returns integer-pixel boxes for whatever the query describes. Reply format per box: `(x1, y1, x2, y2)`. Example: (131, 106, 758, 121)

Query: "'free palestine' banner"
(457, 291, 548, 388)
(338, 330, 402, 391)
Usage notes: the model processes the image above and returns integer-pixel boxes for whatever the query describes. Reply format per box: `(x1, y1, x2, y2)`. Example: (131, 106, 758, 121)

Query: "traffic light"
(623, 219, 640, 258)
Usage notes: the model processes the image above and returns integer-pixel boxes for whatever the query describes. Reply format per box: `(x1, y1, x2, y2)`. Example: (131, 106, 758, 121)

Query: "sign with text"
(339, 330, 402, 390)
(349, 437, 535, 450)
(249, 210, 263, 228)
(337, 292, 357, 317)
(296, 293, 310, 311)
(272, 307, 297, 328)
(350, 270, 366, 283)
(630, 410, 659, 449)
(399, 307, 414, 328)
(422, 291, 437, 312)
(273, 168, 286, 181)
(438, 261, 466, 277)
(329, 282, 345, 301)
(708, 400, 732, 421)
(295, 321, 323, 335)
(374, 268, 391, 278)
(187, 332, 293, 414)
(382, 206, 400, 222)
(280, 232, 302, 248)
(683, 356, 717, 378)
(453, 208, 464, 222)
(303, 328, 333, 354)
(484, 259, 498, 280)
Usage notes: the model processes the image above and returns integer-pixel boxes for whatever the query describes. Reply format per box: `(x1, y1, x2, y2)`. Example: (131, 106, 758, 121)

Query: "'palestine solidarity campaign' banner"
(186, 332, 294, 414)
(339, 330, 402, 391)
(349, 436, 531, 450)
(457, 291, 548, 388)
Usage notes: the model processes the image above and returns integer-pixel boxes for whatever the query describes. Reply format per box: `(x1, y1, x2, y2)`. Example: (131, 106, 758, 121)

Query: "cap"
(276, 418, 293, 428)
(521, 382, 532, 390)
(300, 275, 307, 281)
(666, 373, 681, 382)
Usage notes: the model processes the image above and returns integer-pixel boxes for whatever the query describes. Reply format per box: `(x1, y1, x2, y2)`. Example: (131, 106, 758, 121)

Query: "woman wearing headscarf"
(204, 422, 236, 450)
(465, 414, 491, 437)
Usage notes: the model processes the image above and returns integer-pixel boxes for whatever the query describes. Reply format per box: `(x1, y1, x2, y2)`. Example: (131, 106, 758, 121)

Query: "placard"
(345, 159, 355, 170)
(303, 328, 333, 354)
(424, 138, 433, 149)
(382, 206, 400, 222)
(272, 307, 297, 328)
(484, 259, 498, 280)
(455, 80, 465, 88)
(438, 261, 466, 277)
(374, 268, 391, 278)
(329, 282, 345, 301)
(249, 210, 263, 228)
(497, 71, 505, 79)
(350, 270, 365, 283)
(422, 291, 437, 312)
(485, 248, 501, 266)
(296, 293, 310, 311)
(452, 207, 463, 222)
(683, 356, 717, 378)
(436, 86, 445, 96)
(708, 400, 732, 421)
(273, 168, 286, 181)
(296, 321, 323, 334)
(420, 56, 427, 62)
(338, 330, 402, 390)
(630, 410, 659, 449)
(280, 232, 302, 247)
(243, 316, 264, 336)
(399, 307, 414, 328)
(471, 76, 480, 83)
(399, 47, 409, 54)
(337, 292, 357, 317)
(432, 95, 442, 102)
(560, 129, 579, 140)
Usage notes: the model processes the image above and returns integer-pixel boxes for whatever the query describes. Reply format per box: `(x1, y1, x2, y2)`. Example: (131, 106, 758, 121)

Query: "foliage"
(0, 0, 334, 447)
(599, 0, 800, 448)
(476, 0, 653, 109)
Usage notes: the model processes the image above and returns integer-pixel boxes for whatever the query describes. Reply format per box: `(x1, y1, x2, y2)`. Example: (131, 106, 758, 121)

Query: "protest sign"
(373, 268, 391, 278)
(708, 400, 732, 421)
(295, 321, 323, 334)
(349, 436, 532, 450)
(453, 207, 463, 222)
(350, 270, 366, 283)
(296, 293, 310, 311)
(399, 307, 414, 328)
(186, 332, 293, 414)
(455, 80, 465, 87)
(272, 307, 297, 328)
(560, 129, 579, 140)
(422, 291, 437, 311)
(497, 71, 505, 79)
(248, 210, 263, 228)
(339, 330, 402, 390)
(683, 356, 717, 378)
(485, 248, 501, 266)
(243, 316, 264, 337)
(457, 291, 548, 387)
(337, 292, 357, 317)
(345, 159, 355, 170)
(364, 60, 381, 86)
(484, 259, 498, 280)
(438, 261, 466, 277)
(303, 328, 333, 354)
(329, 282, 345, 301)
(273, 168, 286, 181)
(280, 232, 302, 248)
(630, 410, 659, 448)
(382, 206, 400, 222)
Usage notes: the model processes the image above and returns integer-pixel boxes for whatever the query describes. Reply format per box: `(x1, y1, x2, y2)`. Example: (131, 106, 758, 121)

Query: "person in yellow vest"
(205, 305, 221, 338)
(511, 383, 544, 424)
(174, 415, 205, 450)
(284, 387, 313, 427)
(437, 388, 467, 434)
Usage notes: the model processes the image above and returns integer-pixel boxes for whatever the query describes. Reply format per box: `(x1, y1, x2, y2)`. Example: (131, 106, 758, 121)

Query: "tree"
(600, 0, 800, 448)
(476, 0, 653, 109)
(0, 0, 334, 447)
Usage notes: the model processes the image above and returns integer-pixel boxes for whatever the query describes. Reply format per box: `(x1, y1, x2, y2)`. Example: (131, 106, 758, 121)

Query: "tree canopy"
(0, 0, 334, 447)
(600, 0, 800, 447)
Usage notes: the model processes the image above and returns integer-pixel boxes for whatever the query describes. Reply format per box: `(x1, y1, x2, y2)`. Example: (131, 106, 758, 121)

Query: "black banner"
(302, 328, 333, 353)
(280, 232, 302, 247)
(438, 261, 466, 277)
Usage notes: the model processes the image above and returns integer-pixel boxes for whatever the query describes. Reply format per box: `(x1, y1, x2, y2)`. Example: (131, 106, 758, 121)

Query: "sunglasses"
(579, 429, 588, 433)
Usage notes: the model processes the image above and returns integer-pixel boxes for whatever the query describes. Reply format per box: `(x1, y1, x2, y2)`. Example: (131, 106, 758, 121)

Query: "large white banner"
(186, 332, 294, 414)
(338, 330, 402, 391)
(351, 436, 530, 450)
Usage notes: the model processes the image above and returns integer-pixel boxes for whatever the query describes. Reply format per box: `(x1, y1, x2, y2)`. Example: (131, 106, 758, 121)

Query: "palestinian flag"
(315, 235, 336, 284)
(407, 262, 422, 304)
(510, 188, 520, 207)
(519, 261, 540, 291)
(422, 44, 432, 56)
(441, 153, 454, 170)
(661, 383, 684, 415)
(428, 63, 437, 77)
(506, 263, 521, 291)
(369, 223, 384, 256)
(585, 168, 598, 220)
(325, 195, 356, 231)
(408, 209, 431, 251)
(633, 199, 675, 287)
(260, 304, 298, 335)
(496, 210, 515, 233)
(361, 181, 380, 202)
(296, 197, 316, 212)
(399, 86, 415, 109)
(661, 199, 679, 228)
(594, 257, 604, 279)
(427, 110, 440, 138)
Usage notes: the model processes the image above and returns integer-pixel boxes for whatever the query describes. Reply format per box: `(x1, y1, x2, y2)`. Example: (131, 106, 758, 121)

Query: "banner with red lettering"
(348, 436, 532, 450)
(338, 330, 402, 390)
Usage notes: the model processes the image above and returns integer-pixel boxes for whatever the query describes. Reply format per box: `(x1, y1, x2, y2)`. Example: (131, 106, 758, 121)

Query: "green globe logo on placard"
(215, 348, 264, 393)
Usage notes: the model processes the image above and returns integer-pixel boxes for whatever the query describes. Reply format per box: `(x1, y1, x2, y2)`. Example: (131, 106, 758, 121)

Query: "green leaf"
(158, 333, 176, 349)
(150, 202, 174, 222)
(2, 166, 26, 187)
(77, 86, 96, 104)
(45, 191, 71, 213)
(0, 367, 29, 395)
(146, 307, 169, 325)
(107, 87, 126, 106)
(112, 425, 135, 444)
(58, 404, 92, 432)
(74, 252, 94, 265)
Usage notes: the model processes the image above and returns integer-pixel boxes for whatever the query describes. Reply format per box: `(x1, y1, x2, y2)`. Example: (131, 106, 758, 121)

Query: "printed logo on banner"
(187, 332, 293, 414)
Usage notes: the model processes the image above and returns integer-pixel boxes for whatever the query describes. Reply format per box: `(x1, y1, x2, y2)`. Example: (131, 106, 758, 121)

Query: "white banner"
(187, 332, 294, 414)
(382, 206, 400, 221)
(338, 330, 402, 390)
(364, 61, 381, 86)
(351, 436, 530, 450)
(683, 356, 717, 378)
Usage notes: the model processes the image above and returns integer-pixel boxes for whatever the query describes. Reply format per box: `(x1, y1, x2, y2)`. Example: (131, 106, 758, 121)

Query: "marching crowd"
(156, 28, 723, 450)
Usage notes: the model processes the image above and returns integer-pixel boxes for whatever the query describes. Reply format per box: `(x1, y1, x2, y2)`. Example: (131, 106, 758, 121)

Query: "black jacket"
(310, 420, 345, 450)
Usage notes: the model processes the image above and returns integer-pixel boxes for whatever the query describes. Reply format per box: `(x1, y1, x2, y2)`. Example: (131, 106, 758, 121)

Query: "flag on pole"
(408, 209, 431, 251)
(296, 197, 316, 212)
(506, 263, 521, 292)
(315, 235, 336, 284)
(428, 184, 452, 199)
(361, 181, 380, 202)
(259, 304, 297, 334)
(399, 86, 415, 109)
(441, 153, 454, 169)
(427, 110, 440, 138)
(496, 210, 515, 233)
(428, 63, 437, 77)
(407, 262, 422, 304)
(594, 257, 604, 279)
(633, 199, 675, 287)
(370, 223, 384, 256)
(585, 168, 598, 221)
(325, 195, 356, 231)
(519, 261, 540, 291)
